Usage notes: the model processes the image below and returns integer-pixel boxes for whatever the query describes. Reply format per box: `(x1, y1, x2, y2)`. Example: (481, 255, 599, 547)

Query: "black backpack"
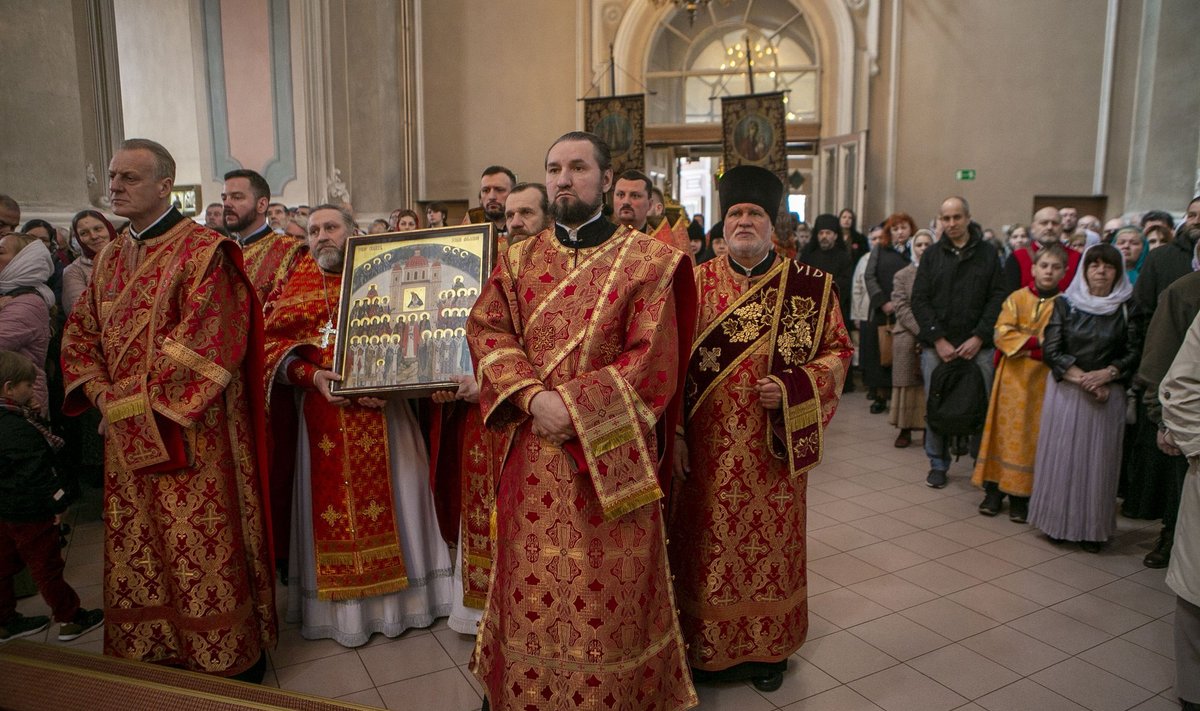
(926, 358, 988, 438)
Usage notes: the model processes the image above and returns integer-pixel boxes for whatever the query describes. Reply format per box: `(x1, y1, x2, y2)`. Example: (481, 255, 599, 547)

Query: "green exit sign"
(956, 169, 976, 181)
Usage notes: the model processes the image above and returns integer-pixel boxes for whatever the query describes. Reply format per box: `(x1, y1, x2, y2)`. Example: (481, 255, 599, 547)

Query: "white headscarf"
(1063, 243, 1133, 316)
(0, 237, 55, 307)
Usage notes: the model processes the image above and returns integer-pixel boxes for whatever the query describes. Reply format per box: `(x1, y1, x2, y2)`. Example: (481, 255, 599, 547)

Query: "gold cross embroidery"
(107, 497, 134, 527)
(743, 537, 768, 559)
(317, 435, 336, 457)
(729, 375, 758, 406)
(468, 443, 485, 465)
(197, 502, 226, 536)
(718, 480, 750, 510)
(131, 547, 155, 576)
(320, 504, 344, 527)
(176, 558, 201, 583)
(698, 347, 722, 373)
(543, 521, 584, 580)
(770, 489, 792, 508)
(361, 499, 386, 522)
(358, 432, 380, 451)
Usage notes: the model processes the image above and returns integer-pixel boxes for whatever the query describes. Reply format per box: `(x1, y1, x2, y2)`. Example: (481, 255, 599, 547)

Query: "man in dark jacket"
(911, 196, 1007, 488)
(1131, 208, 1200, 568)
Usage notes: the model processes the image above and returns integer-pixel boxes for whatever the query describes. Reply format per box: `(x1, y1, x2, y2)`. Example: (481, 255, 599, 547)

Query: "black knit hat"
(812, 213, 840, 236)
(718, 165, 784, 224)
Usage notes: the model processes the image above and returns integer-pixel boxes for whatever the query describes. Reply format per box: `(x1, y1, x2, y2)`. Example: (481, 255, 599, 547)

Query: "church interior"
(3, 1, 1200, 710)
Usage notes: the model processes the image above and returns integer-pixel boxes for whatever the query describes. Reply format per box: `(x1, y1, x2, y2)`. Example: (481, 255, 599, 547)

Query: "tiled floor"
(18, 391, 1182, 710)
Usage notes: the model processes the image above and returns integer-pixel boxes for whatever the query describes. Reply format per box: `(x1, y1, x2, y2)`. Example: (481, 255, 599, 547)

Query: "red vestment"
(467, 225, 698, 710)
(60, 213, 276, 676)
(669, 255, 852, 671)
(262, 256, 408, 601)
(243, 232, 306, 305)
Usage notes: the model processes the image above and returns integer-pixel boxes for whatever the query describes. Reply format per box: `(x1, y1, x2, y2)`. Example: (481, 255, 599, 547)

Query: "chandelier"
(651, 0, 735, 25)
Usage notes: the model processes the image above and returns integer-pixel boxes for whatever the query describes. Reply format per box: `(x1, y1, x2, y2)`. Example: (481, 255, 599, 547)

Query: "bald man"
(1004, 206, 1081, 293)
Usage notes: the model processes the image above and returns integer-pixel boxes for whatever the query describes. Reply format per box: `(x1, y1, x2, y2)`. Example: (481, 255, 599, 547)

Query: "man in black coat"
(911, 196, 1007, 488)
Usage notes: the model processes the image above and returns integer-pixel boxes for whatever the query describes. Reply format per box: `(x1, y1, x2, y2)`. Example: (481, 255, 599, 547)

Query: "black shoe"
(1080, 540, 1105, 553)
(926, 469, 948, 489)
(751, 670, 784, 692)
(1008, 497, 1029, 523)
(480, 697, 490, 711)
(1180, 699, 1200, 711)
(870, 400, 887, 414)
(1143, 529, 1172, 569)
(978, 485, 1003, 516)
(0, 613, 50, 642)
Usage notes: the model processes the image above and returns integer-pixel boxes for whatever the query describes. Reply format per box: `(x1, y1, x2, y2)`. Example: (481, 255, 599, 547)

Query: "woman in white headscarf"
(0, 233, 55, 417)
(1028, 243, 1139, 551)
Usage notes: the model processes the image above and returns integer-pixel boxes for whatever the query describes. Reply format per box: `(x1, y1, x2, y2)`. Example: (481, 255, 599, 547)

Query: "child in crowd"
(0, 350, 103, 642)
(972, 244, 1068, 522)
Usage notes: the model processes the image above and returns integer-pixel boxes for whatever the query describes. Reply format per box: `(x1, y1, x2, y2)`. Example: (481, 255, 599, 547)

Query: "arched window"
(645, 0, 819, 125)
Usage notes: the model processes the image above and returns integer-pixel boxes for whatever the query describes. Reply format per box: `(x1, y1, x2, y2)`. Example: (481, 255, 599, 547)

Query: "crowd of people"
(1, 137, 1199, 710)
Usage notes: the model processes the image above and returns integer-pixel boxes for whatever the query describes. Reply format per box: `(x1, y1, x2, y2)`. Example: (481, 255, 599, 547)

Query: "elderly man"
(60, 138, 276, 680)
(262, 204, 453, 647)
(669, 165, 852, 692)
(1004, 206, 1081, 292)
(503, 182, 550, 244)
(467, 131, 697, 710)
(266, 202, 289, 233)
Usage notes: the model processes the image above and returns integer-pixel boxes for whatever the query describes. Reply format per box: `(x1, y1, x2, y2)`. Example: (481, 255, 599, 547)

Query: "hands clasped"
(530, 390, 575, 446)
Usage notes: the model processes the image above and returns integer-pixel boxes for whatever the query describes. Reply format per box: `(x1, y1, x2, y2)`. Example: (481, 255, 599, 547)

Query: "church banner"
(330, 224, 493, 398)
(584, 94, 645, 177)
(721, 92, 787, 183)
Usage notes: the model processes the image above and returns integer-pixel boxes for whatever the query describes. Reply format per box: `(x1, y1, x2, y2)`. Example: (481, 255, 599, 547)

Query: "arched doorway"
(610, 0, 862, 227)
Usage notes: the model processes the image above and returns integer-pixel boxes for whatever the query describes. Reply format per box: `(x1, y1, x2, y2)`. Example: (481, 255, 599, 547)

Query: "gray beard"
(316, 249, 343, 273)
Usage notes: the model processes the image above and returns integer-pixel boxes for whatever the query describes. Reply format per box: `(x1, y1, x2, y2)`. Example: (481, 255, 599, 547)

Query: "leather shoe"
(926, 469, 948, 489)
(893, 429, 911, 448)
(978, 485, 1003, 516)
(1008, 497, 1029, 523)
(869, 400, 888, 414)
(751, 670, 783, 692)
(1144, 529, 1172, 569)
(1080, 540, 1104, 553)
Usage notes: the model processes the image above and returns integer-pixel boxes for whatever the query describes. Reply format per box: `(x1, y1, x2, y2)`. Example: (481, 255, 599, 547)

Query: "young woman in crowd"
(863, 213, 916, 414)
(973, 244, 1068, 522)
(1029, 244, 1139, 551)
(61, 211, 116, 313)
(887, 229, 933, 448)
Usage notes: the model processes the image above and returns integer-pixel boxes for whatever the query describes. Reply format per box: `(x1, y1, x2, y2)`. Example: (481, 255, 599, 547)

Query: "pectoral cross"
(319, 320, 337, 348)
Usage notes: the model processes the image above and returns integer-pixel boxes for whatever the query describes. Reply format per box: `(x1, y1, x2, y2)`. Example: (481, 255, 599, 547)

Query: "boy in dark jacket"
(0, 350, 102, 642)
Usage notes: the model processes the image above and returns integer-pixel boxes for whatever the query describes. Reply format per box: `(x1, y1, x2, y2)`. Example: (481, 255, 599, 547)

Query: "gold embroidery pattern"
(361, 499, 386, 522)
(699, 347, 722, 373)
(317, 435, 335, 456)
(777, 296, 817, 366)
(320, 505, 344, 527)
(162, 338, 233, 388)
(105, 394, 146, 422)
(720, 288, 777, 343)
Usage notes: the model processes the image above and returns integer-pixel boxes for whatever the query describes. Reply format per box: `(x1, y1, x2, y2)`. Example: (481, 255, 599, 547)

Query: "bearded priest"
(669, 165, 852, 692)
(262, 204, 453, 647)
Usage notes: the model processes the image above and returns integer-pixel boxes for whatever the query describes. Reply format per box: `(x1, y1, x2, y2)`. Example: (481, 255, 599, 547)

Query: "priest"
(60, 138, 276, 680)
(669, 165, 852, 691)
(467, 131, 698, 710)
(262, 203, 453, 647)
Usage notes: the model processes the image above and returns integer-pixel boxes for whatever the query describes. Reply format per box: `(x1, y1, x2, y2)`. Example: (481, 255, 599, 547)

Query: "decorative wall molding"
(77, 0, 123, 209)
(201, 0, 297, 193)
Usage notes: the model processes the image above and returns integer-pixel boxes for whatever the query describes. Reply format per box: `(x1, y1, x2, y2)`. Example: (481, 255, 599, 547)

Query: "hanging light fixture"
(651, 0, 735, 25)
